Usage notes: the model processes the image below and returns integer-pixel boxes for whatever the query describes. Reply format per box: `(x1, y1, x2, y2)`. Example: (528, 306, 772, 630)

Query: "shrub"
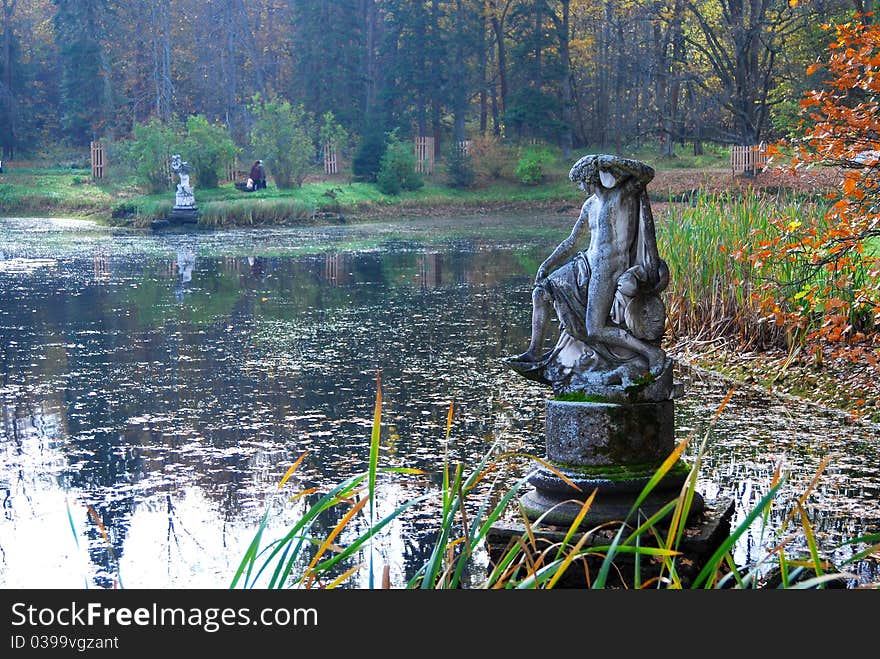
(319, 111, 350, 163)
(468, 136, 515, 183)
(443, 143, 476, 189)
(182, 115, 237, 189)
(128, 118, 181, 193)
(352, 127, 387, 182)
(515, 146, 556, 185)
(249, 94, 317, 189)
(376, 132, 423, 195)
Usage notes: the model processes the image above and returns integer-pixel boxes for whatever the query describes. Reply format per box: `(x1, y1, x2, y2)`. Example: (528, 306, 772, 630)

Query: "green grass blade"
(690, 479, 786, 589)
(307, 493, 432, 580)
(369, 370, 382, 525)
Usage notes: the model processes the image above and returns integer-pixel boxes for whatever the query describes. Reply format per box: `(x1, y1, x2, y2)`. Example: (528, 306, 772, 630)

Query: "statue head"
(569, 154, 654, 195)
(170, 154, 191, 174)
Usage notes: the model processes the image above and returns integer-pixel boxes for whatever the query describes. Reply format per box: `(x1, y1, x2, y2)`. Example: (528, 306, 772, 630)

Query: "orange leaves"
(757, 19, 880, 365)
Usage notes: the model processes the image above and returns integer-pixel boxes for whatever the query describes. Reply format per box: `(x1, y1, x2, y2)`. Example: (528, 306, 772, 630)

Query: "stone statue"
(497, 155, 702, 531)
(171, 154, 196, 209)
(164, 154, 199, 226)
(505, 154, 670, 395)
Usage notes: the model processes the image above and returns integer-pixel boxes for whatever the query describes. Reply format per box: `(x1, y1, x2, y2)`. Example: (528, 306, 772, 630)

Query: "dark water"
(1, 215, 878, 588)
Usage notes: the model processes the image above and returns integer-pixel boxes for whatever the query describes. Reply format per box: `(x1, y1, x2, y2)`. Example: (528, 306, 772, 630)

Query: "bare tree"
(685, 0, 801, 145)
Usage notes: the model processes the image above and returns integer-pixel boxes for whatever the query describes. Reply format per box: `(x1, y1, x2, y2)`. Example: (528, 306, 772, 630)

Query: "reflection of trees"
(93, 254, 110, 282)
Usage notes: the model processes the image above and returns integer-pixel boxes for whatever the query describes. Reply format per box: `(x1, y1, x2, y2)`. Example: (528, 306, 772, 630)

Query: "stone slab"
(520, 481, 704, 528)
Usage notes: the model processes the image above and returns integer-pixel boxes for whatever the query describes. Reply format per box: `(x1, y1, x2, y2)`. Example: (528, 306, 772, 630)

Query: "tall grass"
(232, 380, 879, 589)
(658, 190, 838, 350)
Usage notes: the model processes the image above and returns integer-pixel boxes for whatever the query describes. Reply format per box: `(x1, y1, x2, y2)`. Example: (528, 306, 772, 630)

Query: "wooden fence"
(415, 136, 435, 174)
(730, 142, 768, 176)
(323, 142, 339, 175)
(225, 158, 252, 183)
(90, 141, 106, 179)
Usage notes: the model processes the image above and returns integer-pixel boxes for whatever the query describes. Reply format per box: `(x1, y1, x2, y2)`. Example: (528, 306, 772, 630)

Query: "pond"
(1, 214, 878, 589)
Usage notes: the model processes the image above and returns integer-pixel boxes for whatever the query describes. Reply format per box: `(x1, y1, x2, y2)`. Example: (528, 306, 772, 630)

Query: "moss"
(554, 391, 612, 403)
(624, 371, 657, 392)
(551, 459, 692, 482)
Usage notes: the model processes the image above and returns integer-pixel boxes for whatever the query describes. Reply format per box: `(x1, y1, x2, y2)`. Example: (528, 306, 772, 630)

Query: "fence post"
(415, 136, 435, 174)
(731, 143, 768, 177)
(323, 142, 338, 174)
(90, 141, 106, 179)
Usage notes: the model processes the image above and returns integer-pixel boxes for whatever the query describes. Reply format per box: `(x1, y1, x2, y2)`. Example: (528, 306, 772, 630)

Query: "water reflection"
(0, 215, 877, 588)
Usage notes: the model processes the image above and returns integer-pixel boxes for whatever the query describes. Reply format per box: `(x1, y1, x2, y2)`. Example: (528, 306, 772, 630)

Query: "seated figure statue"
(505, 154, 670, 393)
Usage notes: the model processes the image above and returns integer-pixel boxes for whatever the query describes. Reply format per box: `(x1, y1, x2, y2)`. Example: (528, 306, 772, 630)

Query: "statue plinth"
(169, 206, 200, 224)
(519, 368, 703, 528)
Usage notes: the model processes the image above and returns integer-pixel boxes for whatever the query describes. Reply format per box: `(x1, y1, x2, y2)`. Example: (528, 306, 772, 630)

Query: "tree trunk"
(558, 0, 573, 158)
(489, 0, 509, 117)
(1, 0, 15, 158)
(150, 0, 172, 121)
(2, 0, 13, 92)
(478, 0, 488, 135)
(362, 0, 378, 114)
(452, 0, 467, 143)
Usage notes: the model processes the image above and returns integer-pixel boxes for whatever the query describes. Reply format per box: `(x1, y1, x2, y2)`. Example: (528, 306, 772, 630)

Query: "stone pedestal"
(169, 206, 200, 224)
(518, 361, 703, 529)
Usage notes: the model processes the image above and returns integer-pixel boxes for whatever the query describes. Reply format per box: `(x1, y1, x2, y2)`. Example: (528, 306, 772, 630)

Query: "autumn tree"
(685, 0, 811, 146)
(755, 13, 880, 366)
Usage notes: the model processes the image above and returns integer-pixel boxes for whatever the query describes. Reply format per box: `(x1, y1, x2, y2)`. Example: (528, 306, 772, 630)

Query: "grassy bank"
(0, 167, 123, 217)
(0, 145, 732, 226)
(657, 190, 880, 423)
(0, 163, 583, 226)
(126, 177, 581, 228)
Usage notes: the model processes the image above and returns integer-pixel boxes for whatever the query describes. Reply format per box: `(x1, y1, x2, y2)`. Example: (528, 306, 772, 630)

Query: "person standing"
(249, 160, 267, 190)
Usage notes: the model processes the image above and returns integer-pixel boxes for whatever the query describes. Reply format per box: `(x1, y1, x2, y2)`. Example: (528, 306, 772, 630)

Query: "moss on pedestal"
(550, 458, 692, 482)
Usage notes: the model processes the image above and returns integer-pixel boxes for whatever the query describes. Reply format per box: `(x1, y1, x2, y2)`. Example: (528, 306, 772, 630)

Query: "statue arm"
(536, 198, 592, 281)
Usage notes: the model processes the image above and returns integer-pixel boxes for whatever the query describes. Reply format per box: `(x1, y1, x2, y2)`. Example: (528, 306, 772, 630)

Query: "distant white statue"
(170, 154, 196, 209)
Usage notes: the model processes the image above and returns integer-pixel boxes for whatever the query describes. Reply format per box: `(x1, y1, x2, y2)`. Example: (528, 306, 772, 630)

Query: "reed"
(657, 190, 840, 351)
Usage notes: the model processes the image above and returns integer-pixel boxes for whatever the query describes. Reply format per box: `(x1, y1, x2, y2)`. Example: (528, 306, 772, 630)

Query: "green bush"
(376, 132, 423, 195)
(515, 146, 556, 185)
(182, 115, 237, 189)
(352, 127, 387, 182)
(128, 118, 180, 193)
(443, 143, 476, 189)
(249, 94, 316, 189)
